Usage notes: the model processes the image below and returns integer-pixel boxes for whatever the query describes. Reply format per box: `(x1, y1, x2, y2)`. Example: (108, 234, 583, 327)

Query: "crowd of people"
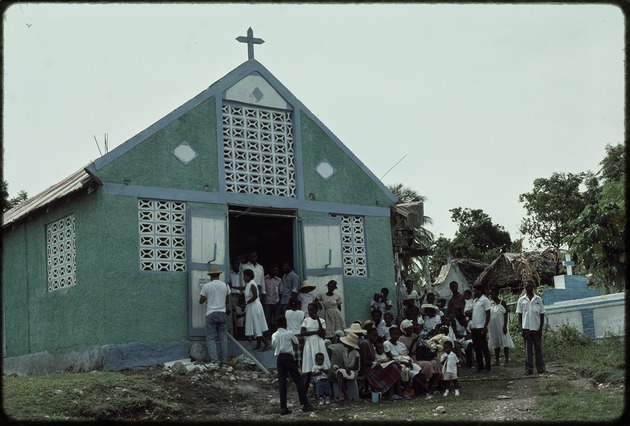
(198, 253, 546, 416)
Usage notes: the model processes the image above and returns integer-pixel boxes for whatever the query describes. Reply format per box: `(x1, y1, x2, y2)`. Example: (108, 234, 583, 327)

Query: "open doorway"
(228, 205, 296, 281)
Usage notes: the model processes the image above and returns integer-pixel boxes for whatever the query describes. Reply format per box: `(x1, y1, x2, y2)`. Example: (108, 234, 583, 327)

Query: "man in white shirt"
(516, 280, 546, 375)
(272, 315, 315, 415)
(199, 266, 231, 368)
(470, 284, 492, 372)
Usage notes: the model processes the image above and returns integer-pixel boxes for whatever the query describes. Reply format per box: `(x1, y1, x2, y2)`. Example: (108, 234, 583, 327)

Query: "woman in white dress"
(301, 303, 330, 396)
(488, 288, 514, 366)
(243, 268, 269, 351)
(315, 280, 345, 338)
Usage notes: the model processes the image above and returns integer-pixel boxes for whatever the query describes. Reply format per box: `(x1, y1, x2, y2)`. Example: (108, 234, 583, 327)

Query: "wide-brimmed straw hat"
(340, 332, 359, 349)
(300, 280, 316, 293)
(344, 323, 367, 335)
(419, 304, 438, 315)
(207, 266, 222, 276)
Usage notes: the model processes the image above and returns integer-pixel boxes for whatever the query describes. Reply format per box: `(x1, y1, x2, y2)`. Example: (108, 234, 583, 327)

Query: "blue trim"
(305, 267, 344, 276)
(545, 298, 625, 312)
(138, 269, 186, 275)
(189, 208, 226, 218)
(102, 183, 391, 217)
(88, 59, 396, 204)
(215, 96, 227, 195)
(580, 310, 596, 339)
(293, 106, 305, 200)
(301, 216, 341, 226)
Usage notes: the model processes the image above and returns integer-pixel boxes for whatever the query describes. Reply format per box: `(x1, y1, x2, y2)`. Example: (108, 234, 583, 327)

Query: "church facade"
(2, 45, 397, 370)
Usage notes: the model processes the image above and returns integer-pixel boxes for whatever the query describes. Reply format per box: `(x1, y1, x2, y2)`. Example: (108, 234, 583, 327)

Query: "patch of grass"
(542, 325, 626, 386)
(536, 377, 625, 421)
(3, 371, 183, 422)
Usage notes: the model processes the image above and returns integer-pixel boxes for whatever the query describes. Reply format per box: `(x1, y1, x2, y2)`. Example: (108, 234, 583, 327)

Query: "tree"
(2, 180, 28, 212)
(448, 207, 511, 263)
(565, 144, 626, 292)
(1, 180, 9, 211)
(599, 143, 625, 183)
(518, 172, 586, 250)
(389, 184, 434, 283)
(428, 236, 452, 281)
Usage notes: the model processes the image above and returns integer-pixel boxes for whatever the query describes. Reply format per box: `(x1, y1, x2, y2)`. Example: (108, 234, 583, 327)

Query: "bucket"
(371, 391, 382, 403)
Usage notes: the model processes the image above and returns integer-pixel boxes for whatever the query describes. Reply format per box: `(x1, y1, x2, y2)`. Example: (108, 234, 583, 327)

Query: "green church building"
(2, 31, 398, 374)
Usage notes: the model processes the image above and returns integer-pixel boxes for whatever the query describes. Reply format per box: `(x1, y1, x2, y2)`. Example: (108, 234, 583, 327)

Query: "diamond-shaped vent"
(315, 160, 335, 180)
(172, 141, 198, 165)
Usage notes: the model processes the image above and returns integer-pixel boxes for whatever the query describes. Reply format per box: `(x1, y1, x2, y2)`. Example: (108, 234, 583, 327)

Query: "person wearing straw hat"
(298, 281, 317, 314)
(335, 332, 360, 402)
(198, 266, 231, 368)
(316, 280, 345, 339)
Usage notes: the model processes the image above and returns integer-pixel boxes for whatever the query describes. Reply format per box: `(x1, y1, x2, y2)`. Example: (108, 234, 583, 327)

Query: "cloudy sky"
(3, 3, 624, 247)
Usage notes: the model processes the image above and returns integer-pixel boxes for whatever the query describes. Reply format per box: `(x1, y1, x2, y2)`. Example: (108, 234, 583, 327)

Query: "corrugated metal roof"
(2, 166, 94, 228)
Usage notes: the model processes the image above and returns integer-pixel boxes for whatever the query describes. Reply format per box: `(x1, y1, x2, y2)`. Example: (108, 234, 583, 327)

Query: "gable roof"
(4, 60, 397, 229)
(86, 59, 396, 203)
(2, 166, 94, 228)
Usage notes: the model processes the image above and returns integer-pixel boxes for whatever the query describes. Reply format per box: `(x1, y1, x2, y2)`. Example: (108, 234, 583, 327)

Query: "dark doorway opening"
(228, 206, 296, 274)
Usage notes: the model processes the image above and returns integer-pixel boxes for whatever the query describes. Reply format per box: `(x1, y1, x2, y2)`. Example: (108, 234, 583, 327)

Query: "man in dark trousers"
(516, 280, 546, 375)
(469, 283, 492, 372)
(271, 315, 315, 415)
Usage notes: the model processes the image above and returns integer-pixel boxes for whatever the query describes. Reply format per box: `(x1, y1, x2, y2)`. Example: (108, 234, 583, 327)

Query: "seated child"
(312, 352, 333, 405)
(377, 312, 395, 341)
(372, 341, 396, 368)
(440, 340, 460, 396)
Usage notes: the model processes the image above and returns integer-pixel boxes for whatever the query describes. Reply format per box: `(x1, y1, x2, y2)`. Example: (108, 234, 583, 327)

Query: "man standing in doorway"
(242, 251, 265, 302)
(516, 280, 546, 375)
(264, 266, 283, 333)
(280, 261, 300, 315)
(470, 283, 492, 372)
(199, 266, 231, 368)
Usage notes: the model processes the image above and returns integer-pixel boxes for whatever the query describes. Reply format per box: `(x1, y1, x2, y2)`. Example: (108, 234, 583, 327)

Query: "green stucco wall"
(96, 97, 219, 192)
(2, 190, 192, 357)
(3, 90, 400, 360)
(300, 111, 393, 208)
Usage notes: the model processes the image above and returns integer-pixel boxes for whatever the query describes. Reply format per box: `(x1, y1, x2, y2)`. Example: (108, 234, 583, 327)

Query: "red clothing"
(359, 339, 402, 393)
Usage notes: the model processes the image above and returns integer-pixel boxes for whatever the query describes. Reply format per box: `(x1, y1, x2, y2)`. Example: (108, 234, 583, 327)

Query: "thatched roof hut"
(475, 249, 564, 292)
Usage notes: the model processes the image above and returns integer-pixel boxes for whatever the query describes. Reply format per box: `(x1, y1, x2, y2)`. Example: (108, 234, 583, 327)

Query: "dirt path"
(143, 358, 562, 422)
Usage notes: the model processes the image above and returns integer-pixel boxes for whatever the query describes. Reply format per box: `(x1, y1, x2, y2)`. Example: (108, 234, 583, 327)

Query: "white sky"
(2, 3, 625, 247)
